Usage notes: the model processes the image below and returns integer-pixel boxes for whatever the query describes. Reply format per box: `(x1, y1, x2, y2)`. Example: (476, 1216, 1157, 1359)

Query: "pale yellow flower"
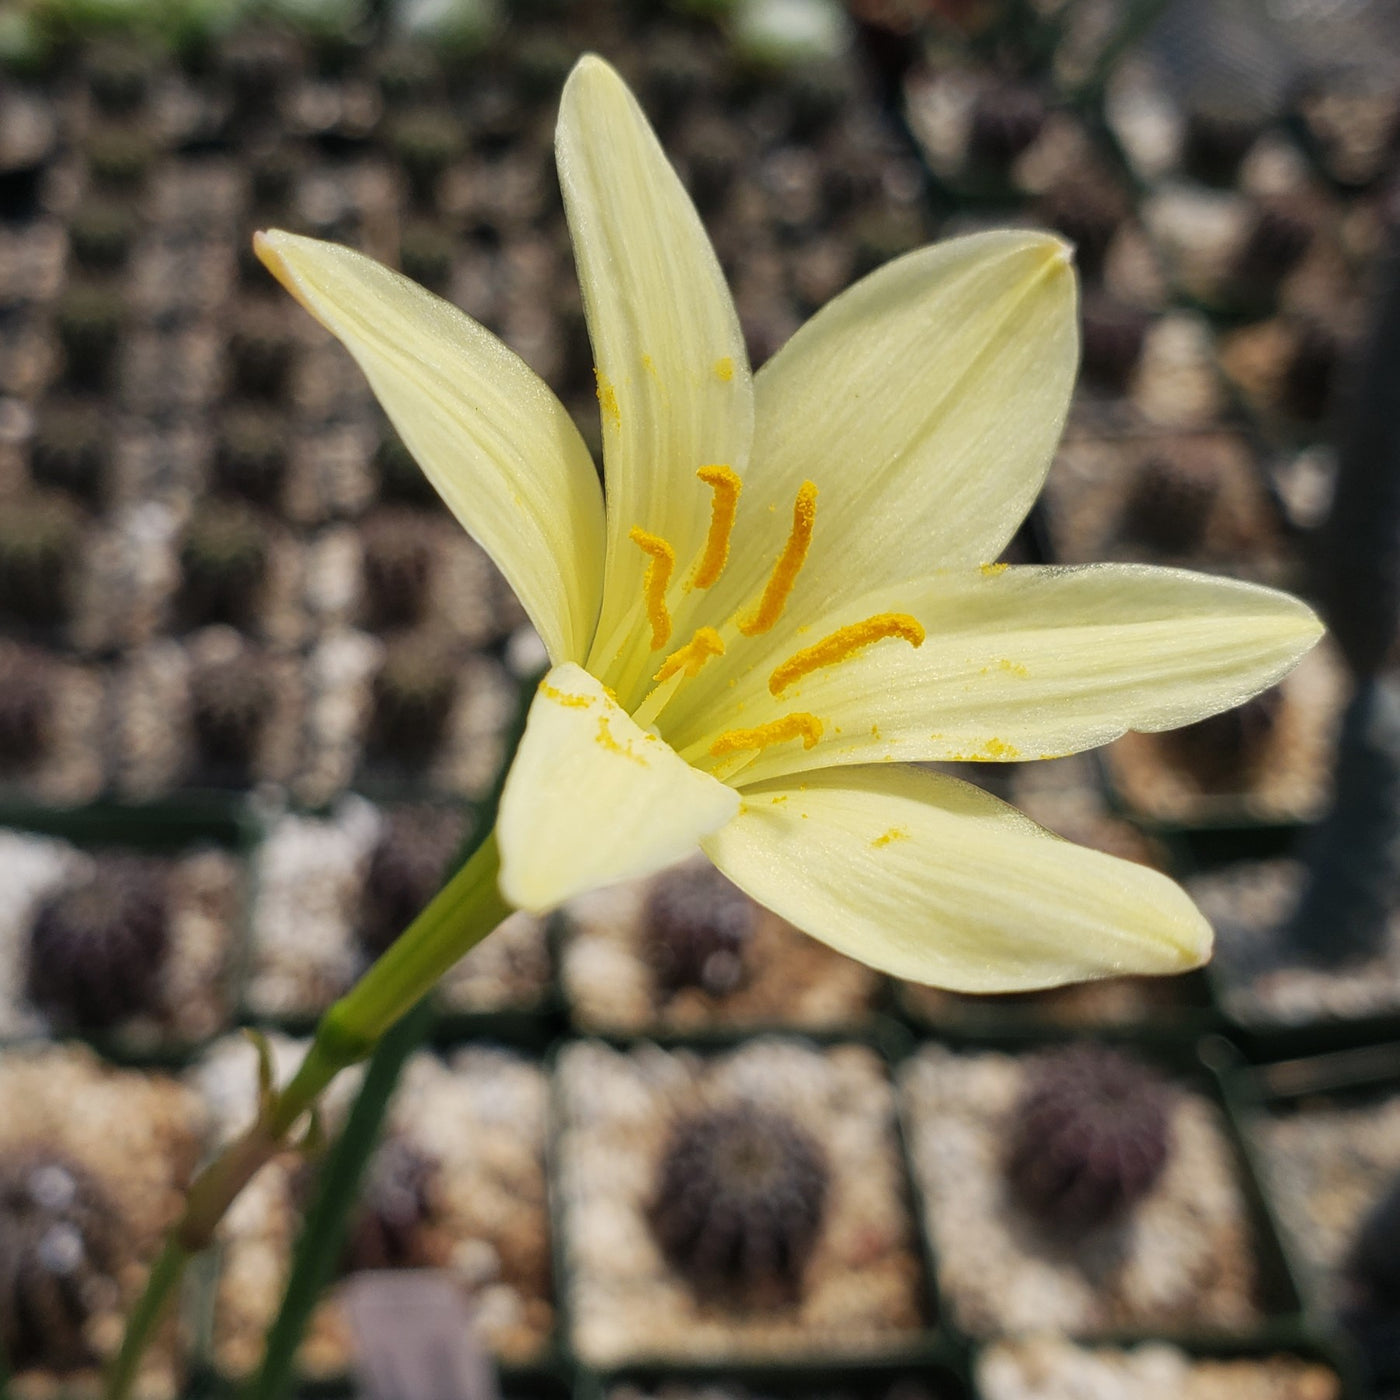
(255, 55, 1322, 992)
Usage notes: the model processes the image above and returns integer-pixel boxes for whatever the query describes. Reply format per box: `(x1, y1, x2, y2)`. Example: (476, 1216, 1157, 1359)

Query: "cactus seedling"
(66, 199, 138, 275)
(647, 1101, 830, 1306)
(342, 1137, 442, 1272)
(1119, 448, 1222, 555)
(213, 406, 288, 506)
(0, 493, 81, 628)
(388, 109, 464, 209)
(55, 283, 125, 390)
(360, 507, 436, 630)
(357, 806, 464, 958)
(0, 1152, 122, 1370)
(188, 649, 275, 775)
(30, 399, 109, 504)
(1159, 687, 1283, 790)
(0, 643, 53, 772)
(367, 631, 458, 766)
(1005, 1043, 1172, 1232)
(27, 857, 170, 1031)
(227, 310, 295, 401)
(179, 501, 269, 630)
(642, 862, 756, 1001)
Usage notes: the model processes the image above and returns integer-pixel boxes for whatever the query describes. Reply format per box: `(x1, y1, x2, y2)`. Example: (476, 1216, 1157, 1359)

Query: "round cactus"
(367, 631, 458, 766)
(27, 857, 170, 1031)
(342, 1137, 442, 1272)
(647, 1101, 829, 1305)
(179, 501, 269, 630)
(1160, 687, 1283, 790)
(0, 1152, 122, 1370)
(0, 494, 81, 628)
(360, 507, 436, 630)
(0, 643, 53, 772)
(1004, 1043, 1173, 1232)
(214, 405, 289, 506)
(642, 862, 756, 1000)
(1119, 449, 1222, 555)
(968, 81, 1046, 171)
(188, 650, 274, 775)
(357, 807, 464, 957)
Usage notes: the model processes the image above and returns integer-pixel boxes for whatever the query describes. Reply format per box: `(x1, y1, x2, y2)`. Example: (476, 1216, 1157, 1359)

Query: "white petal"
(669, 563, 1323, 784)
(255, 230, 605, 667)
(704, 766, 1211, 992)
(557, 56, 754, 706)
(497, 663, 739, 913)
(694, 230, 1077, 638)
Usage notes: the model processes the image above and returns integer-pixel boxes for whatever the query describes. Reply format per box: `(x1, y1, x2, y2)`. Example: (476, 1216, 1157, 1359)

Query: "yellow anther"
(738, 481, 818, 636)
(691, 464, 742, 590)
(714, 356, 734, 382)
(768, 613, 925, 696)
(629, 527, 675, 650)
(654, 626, 725, 683)
(710, 712, 823, 757)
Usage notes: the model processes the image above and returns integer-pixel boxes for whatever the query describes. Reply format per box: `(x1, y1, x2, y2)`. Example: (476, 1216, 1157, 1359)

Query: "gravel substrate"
(976, 1336, 1341, 1400)
(899, 1045, 1261, 1338)
(555, 1037, 924, 1367)
(193, 1034, 551, 1379)
(0, 826, 242, 1045)
(1254, 1089, 1400, 1315)
(560, 857, 883, 1035)
(0, 1044, 204, 1400)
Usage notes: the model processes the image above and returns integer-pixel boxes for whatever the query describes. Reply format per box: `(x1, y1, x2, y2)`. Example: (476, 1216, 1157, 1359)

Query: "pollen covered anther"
(769, 613, 925, 696)
(691, 465, 742, 590)
(738, 481, 817, 636)
(655, 626, 725, 683)
(630, 526, 676, 650)
(711, 712, 823, 756)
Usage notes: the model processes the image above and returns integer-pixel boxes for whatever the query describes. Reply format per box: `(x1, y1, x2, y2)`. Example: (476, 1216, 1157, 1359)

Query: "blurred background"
(2, 1, 1400, 1398)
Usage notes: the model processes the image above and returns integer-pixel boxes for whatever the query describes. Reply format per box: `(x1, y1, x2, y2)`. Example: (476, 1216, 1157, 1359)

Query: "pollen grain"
(768, 613, 925, 696)
(738, 481, 818, 636)
(629, 527, 675, 650)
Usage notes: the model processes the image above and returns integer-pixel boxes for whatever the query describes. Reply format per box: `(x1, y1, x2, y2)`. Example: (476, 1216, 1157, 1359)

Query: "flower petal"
(557, 56, 754, 705)
(695, 231, 1077, 634)
(670, 564, 1324, 784)
(704, 765, 1211, 991)
(255, 229, 605, 667)
(497, 663, 740, 913)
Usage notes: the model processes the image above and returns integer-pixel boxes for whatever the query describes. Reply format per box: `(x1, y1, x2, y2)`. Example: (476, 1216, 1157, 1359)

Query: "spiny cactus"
(27, 856, 170, 1031)
(55, 283, 125, 390)
(0, 643, 53, 772)
(342, 1137, 442, 1272)
(360, 507, 436, 630)
(66, 199, 138, 275)
(227, 309, 295, 401)
(179, 501, 269, 630)
(388, 108, 464, 208)
(642, 862, 756, 1001)
(0, 494, 81, 628)
(30, 399, 109, 504)
(357, 807, 464, 958)
(1341, 1171, 1400, 1383)
(0, 1152, 122, 1371)
(188, 649, 274, 775)
(213, 406, 289, 506)
(1004, 1044, 1173, 1232)
(968, 81, 1046, 172)
(1119, 448, 1222, 555)
(647, 1101, 829, 1306)
(1159, 687, 1283, 791)
(367, 631, 457, 766)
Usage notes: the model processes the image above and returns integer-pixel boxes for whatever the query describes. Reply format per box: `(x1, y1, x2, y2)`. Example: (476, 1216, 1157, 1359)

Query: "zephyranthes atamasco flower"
(255, 55, 1322, 993)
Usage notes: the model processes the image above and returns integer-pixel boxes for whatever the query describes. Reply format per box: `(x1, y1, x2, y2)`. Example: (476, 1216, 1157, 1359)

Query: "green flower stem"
(104, 830, 509, 1400)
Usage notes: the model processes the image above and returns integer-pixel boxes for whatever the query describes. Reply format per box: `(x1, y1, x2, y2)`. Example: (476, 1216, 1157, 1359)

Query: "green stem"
(104, 831, 508, 1400)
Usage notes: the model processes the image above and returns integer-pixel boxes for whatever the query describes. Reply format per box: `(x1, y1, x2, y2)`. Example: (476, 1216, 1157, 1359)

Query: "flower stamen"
(690, 465, 742, 590)
(655, 626, 725, 683)
(629, 527, 676, 650)
(769, 613, 925, 696)
(738, 481, 817, 636)
(710, 712, 823, 756)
